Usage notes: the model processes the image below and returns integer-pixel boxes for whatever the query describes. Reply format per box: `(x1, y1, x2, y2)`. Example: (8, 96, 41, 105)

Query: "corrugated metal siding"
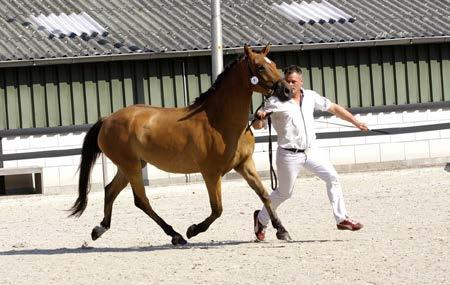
(0, 57, 213, 129)
(0, 43, 449, 130)
(272, 43, 450, 108)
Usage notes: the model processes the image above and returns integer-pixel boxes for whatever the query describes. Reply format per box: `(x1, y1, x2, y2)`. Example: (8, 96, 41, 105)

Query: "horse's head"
(244, 44, 292, 101)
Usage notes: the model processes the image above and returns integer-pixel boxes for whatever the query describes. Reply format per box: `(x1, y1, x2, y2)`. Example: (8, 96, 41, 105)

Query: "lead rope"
(249, 101, 277, 190)
(267, 115, 277, 191)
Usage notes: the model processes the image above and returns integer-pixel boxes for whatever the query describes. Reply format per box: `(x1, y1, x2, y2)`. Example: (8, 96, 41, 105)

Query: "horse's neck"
(205, 68, 252, 131)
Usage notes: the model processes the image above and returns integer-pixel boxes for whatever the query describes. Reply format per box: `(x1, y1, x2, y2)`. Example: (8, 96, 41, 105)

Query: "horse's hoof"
(91, 225, 107, 241)
(186, 224, 197, 239)
(276, 230, 292, 241)
(171, 234, 188, 246)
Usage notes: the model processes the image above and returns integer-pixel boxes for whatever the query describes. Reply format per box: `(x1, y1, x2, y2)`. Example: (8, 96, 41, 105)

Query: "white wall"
(2, 107, 450, 194)
(252, 107, 450, 171)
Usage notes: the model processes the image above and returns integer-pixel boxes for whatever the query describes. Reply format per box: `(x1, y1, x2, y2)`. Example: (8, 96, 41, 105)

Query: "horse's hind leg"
(127, 170, 187, 246)
(91, 170, 128, 240)
(234, 157, 291, 241)
(186, 173, 222, 239)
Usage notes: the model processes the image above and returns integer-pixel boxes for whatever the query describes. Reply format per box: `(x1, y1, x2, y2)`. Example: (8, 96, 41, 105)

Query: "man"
(252, 65, 368, 241)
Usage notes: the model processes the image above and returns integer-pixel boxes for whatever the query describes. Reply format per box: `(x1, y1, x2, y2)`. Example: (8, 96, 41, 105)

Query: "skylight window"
(272, 0, 355, 25)
(28, 12, 108, 39)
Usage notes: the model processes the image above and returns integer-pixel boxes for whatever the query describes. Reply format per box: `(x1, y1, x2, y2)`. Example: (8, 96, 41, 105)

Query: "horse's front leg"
(186, 173, 223, 239)
(234, 157, 291, 241)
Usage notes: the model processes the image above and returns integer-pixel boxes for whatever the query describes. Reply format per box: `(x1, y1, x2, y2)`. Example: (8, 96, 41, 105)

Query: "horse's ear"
(244, 44, 252, 57)
(261, 43, 271, 55)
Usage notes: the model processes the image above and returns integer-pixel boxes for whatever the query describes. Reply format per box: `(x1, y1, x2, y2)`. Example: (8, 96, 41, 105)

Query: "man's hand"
(252, 110, 267, 130)
(255, 110, 267, 120)
(354, 120, 369, 132)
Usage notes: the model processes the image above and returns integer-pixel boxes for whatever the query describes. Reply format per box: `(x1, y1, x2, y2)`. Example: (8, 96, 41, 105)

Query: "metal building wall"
(0, 43, 449, 130)
(271, 43, 450, 108)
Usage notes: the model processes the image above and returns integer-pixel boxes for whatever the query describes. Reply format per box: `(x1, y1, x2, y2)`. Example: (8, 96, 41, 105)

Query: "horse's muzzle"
(272, 80, 292, 101)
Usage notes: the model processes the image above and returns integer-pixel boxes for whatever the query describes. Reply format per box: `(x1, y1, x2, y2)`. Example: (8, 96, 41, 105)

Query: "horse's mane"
(188, 56, 244, 109)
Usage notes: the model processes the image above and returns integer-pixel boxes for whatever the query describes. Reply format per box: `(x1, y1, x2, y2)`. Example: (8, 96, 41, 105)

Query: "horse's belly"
(142, 151, 201, 174)
(151, 161, 200, 174)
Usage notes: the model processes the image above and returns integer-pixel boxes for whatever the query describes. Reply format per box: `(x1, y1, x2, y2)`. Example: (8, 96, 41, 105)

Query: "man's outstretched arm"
(328, 103, 369, 132)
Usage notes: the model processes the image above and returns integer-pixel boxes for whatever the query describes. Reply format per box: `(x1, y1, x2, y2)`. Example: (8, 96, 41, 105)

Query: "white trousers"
(258, 146, 348, 226)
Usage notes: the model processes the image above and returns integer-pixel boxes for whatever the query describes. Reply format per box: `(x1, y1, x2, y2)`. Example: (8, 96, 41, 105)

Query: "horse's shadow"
(0, 239, 345, 256)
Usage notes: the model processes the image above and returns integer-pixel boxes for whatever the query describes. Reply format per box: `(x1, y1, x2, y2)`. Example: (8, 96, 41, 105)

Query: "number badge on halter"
(251, 76, 259, 85)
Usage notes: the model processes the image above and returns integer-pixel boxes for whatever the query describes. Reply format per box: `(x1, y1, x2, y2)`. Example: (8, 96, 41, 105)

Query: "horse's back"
(103, 104, 191, 134)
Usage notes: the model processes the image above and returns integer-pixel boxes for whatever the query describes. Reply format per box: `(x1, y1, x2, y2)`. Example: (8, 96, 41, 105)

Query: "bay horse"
(70, 44, 292, 245)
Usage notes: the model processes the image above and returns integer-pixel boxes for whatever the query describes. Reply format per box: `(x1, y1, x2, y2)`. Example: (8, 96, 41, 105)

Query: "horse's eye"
(256, 65, 265, 73)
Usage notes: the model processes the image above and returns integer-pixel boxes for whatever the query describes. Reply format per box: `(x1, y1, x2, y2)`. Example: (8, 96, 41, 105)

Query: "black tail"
(69, 119, 103, 217)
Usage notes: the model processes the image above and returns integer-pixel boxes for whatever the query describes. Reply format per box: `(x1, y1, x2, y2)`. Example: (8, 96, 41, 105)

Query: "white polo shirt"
(262, 89, 331, 150)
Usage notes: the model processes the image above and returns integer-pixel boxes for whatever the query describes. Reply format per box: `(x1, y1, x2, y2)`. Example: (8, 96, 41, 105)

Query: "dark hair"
(284, 65, 302, 76)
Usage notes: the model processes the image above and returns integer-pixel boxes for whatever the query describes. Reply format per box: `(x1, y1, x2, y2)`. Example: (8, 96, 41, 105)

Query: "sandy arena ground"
(0, 166, 449, 284)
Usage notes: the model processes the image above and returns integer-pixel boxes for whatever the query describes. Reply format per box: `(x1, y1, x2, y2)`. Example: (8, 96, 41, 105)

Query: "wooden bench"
(0, 166, 43, 194)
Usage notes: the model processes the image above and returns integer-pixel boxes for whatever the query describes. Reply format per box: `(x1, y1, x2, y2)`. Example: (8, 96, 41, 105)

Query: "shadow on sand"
(0, 239, 345, 256)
